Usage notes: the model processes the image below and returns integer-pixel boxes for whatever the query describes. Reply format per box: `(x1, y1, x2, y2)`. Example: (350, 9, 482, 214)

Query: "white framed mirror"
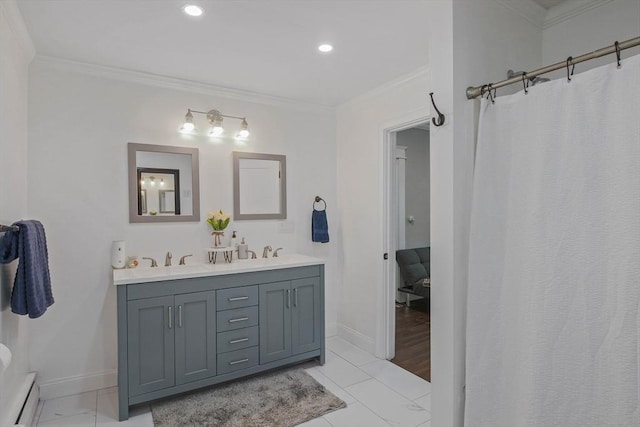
(128, 143, 200, 223)
(233, 152, 286, 220)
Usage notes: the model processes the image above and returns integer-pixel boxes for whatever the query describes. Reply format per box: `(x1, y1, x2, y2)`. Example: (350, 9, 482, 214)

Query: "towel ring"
(313, 196, 327, 211)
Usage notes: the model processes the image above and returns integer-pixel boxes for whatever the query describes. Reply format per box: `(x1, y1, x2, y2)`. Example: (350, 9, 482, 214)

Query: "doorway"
(382, 120, 431, 382)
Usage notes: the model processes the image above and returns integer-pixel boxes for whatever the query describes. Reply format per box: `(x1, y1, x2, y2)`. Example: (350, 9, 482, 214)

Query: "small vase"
(212, 231, 224, 247)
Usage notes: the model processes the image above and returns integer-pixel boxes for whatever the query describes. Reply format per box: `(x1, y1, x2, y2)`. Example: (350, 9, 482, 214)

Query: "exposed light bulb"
(237, 118, 250, 138)
(140, 179, 145, 186)
(160, 179, 165, 187)
(183, 5, 203, 17)
(318, 44, 333, 53)
(179, 109, 195, 133)
(209, 126, 224, 137)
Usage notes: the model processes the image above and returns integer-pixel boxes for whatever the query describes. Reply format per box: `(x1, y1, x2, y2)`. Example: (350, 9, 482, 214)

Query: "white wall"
(27, 62, 338, 397)
(426, 1, 544, 426)
(542, 0, 640, 80)
(0, 1, 35, 424)
(336, 70, 429, 353)
(398, 128, 430, 248)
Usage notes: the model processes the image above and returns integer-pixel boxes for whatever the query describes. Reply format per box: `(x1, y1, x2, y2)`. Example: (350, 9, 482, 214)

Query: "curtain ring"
(522, 73, 529, 94)
(566, 56, 575, 82)
(614, 41, 621, 68)
(486, 84, 495, 104)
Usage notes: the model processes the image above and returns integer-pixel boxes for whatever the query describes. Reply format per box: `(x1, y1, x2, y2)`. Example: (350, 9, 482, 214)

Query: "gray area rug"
(151, 368, 346, 426)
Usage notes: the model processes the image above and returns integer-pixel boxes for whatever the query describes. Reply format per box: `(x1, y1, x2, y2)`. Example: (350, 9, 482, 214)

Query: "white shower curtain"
(465, 54, 640, 427)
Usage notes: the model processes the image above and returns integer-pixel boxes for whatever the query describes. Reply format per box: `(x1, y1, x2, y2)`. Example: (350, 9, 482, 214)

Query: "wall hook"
(429, 92, 445, 127)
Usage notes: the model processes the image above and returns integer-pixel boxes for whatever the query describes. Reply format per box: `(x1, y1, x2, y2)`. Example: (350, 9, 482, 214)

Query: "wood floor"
(391, 299, 430, 382)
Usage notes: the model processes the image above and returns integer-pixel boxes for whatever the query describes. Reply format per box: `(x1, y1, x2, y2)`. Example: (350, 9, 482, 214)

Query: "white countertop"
(112, 254, 325, 285)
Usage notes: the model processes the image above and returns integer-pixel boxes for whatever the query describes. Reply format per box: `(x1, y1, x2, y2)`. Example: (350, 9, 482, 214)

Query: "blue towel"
(312, 210, 330, 243)
(0, 220, 54, 318)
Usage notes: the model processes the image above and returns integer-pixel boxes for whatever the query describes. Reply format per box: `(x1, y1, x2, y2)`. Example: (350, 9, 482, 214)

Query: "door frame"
(379, 111, 430, 360)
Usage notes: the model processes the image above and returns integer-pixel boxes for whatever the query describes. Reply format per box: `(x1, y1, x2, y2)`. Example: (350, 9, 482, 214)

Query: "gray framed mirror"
(128, 143, 200, 223)
(233, 152, 286, 220)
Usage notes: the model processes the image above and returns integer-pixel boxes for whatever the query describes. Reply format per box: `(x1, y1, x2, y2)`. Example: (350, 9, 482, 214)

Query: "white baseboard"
(3, 372, 36, 426)
(336, 324, 375, 355)
(16, 378, 38, 427)
(38, 370, 117, 400)
(326, 321, 338, 337)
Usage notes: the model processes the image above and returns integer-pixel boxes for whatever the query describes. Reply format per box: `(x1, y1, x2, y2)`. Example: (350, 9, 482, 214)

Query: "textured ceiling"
(532, 0, 568, 9)
(18, 0, 429, 107)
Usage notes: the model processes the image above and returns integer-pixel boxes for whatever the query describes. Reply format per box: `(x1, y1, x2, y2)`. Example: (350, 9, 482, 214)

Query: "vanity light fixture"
(179, 108, 250, 139)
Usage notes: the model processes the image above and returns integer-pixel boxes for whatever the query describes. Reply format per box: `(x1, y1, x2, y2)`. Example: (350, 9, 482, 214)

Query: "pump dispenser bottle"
(238, 237, 248, 259)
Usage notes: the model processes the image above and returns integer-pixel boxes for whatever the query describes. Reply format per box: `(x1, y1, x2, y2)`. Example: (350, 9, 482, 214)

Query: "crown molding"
(544, 0, 614, 29)
(494, 0, 547, 29)
(33, 55, 334, 113)
(0, 0, 36, 62)
(337, 65, 429, 110)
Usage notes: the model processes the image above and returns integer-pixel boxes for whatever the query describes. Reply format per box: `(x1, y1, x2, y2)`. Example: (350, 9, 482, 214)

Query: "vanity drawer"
(216, 306, 258, 332)
(217, 286, 258, 311)
(217, 346, 259, 375)
(217, 326, 259, 354)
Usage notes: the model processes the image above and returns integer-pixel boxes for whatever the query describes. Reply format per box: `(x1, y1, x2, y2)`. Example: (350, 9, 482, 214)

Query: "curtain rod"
(466, 37, 640, 100)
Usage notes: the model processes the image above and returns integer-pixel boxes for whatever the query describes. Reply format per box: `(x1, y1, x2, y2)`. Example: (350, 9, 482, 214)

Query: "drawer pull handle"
(229, 317, 249, 323)
(168, 306, 172, 329)
(229, 358, 249, 365)
(229, 296, 249, 302)
(229, 337, 249, 344)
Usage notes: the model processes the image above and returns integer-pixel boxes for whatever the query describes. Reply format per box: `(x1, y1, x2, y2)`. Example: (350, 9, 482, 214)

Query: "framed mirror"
(128, 143, 200, 223)
(233, 152, 286, 220)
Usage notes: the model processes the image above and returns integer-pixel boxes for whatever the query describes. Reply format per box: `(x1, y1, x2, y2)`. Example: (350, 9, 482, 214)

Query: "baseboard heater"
(8, 373, 39, 426)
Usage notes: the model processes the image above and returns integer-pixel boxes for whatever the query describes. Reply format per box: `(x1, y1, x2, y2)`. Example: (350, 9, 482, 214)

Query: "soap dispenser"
(238, 237, 248, 259)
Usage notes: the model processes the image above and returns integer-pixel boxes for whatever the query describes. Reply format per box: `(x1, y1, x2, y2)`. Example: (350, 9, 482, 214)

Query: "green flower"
(207, 210, 230, 231)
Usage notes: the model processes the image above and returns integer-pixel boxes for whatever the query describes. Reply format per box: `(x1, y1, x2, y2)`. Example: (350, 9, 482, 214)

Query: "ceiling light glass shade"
(183, 5, 203, 17)
(209, 126, 224, 137)
(180, 109, 195, 132)
(237, 118, 250, 138)
(318, 44, 333, 53)
(207, 111, 224, 136)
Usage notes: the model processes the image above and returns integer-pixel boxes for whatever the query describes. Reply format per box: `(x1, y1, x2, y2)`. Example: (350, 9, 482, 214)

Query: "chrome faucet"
(165, 251, 172, 266)
(262, 246, 272, 258)
(179, 254, 193, 265)
(248, 250, 257, 259)
(273, 248, 283, 257)
(142, 257, 158, 267)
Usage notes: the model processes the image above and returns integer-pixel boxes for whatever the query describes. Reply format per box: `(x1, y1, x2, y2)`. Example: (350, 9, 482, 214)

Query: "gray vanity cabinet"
(259, 281, 293, 363)
(174, 291, 217, 385)
(126, 291, 216, 397)
(259, 277, 321, 364)
(117, 264, 325, 421)
(127, 296, 175, 396)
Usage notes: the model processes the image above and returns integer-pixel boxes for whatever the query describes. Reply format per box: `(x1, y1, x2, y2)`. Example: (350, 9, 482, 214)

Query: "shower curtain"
(465, 54, 640, 427)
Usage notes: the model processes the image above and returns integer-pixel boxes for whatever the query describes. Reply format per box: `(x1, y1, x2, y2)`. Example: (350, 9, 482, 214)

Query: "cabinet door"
(259, 281, 292, 364)
(127, 296, 175, 396)
(291, 277, 321, 355)
(174, 291, 216, 385)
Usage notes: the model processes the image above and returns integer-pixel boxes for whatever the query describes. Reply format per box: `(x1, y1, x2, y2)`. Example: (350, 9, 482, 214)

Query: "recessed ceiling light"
(318, 44, 334, 53)
(183, 4, 203, 17)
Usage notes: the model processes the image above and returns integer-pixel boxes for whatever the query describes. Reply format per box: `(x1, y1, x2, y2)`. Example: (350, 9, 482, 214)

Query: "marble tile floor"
(33, 337, 431, 427)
